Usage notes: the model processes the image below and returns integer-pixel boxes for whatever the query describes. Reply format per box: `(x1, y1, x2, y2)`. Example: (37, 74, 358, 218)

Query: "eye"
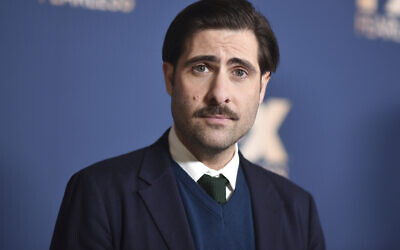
(232, 68, 248, 78)
(192, 64, 209, 73)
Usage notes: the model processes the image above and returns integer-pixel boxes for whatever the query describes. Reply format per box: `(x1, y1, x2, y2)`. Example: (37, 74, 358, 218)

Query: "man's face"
(163, 29, 270, 155)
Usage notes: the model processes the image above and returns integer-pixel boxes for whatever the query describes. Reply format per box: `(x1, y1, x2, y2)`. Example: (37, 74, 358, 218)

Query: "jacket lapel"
(240, 153, 284, 250)
(138, 131, 196, 250)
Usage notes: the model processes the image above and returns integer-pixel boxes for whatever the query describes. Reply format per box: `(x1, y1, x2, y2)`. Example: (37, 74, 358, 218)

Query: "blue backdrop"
(1, 0, 400, 249)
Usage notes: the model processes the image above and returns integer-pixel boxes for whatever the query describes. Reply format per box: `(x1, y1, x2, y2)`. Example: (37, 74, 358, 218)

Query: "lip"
(201, 115, 232, 125)
(204, 115, 231, 119)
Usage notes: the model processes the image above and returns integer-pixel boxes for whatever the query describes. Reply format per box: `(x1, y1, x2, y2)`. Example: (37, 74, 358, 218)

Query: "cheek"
(172, 87, 200, 113)
(236, 87, 260, 106)
(178, 82, 202, 104)
(236, 91, 261, 119)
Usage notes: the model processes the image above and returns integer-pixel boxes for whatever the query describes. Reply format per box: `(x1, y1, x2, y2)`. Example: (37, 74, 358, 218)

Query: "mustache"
(194, 105, 239, 120)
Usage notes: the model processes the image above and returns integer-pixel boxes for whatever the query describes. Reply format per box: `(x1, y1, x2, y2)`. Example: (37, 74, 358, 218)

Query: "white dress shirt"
(168, 125, 239, 199)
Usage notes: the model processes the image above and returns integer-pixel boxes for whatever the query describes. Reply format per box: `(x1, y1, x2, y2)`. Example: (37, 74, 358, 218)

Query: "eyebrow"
(183, 55, 258, 73)
(183, 55, 219, 67)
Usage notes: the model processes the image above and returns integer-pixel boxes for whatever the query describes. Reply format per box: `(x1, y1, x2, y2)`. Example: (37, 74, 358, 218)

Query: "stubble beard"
(177, 120, 237, 155)
(172, 101, 258, 157)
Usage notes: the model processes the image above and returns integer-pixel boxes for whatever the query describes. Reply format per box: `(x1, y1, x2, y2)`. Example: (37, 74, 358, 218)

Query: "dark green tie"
(197, 174, 228, 204)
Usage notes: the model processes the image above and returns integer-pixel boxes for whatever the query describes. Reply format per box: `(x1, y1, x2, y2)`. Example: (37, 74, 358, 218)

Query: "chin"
(195, 134, 237, 152)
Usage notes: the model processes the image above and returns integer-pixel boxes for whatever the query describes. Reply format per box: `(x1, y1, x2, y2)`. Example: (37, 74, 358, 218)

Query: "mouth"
(203, 114, 231, 119)
(200, 115, 232, 125)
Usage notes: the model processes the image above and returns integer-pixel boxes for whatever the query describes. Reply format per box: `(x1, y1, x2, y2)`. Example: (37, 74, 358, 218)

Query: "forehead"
(181, 29, 259, 67)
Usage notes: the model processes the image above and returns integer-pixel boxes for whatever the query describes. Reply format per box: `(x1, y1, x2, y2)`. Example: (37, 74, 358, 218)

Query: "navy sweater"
(172, 161, 256, 250)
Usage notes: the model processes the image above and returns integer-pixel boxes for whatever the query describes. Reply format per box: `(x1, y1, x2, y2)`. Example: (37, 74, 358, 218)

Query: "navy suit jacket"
(50, 131, 325, 250)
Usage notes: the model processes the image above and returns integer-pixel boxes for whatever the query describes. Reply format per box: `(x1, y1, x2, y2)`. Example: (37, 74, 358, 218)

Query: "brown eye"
(232, 69, 248, 78)
(192, 64, 209, 73)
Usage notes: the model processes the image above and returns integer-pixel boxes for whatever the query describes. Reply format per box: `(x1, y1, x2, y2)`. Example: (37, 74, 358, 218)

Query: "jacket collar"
(240, 153, 284, 250)
(138, 129, 196, 250)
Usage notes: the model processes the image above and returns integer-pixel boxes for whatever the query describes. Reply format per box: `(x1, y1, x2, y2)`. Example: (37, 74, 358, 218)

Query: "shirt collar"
(168, 125, 239, 190)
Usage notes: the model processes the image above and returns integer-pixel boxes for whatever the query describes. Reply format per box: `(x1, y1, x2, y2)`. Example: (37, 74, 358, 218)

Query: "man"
(51, 0, 325, 249)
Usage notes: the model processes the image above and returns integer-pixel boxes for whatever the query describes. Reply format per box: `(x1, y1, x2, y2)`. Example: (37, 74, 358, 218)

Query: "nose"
(205, 71, 231, 105)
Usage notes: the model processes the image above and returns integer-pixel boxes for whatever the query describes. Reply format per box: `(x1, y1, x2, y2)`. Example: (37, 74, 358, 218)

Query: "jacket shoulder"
(70, 145, 149, 188)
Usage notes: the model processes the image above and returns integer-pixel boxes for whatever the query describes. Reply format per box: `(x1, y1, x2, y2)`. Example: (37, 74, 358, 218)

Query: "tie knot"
(197, 174, 228, 204)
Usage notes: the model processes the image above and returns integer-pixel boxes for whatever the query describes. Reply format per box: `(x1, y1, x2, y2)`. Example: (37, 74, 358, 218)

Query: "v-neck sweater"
(171, 160, 256, 250)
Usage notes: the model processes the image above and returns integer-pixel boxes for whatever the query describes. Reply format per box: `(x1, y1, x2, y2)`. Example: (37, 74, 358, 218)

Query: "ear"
(162, 62, 174, 96)
(259, 71, 271, 104)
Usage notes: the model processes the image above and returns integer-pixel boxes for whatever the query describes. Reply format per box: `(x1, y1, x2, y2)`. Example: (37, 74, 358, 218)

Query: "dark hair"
(162, 0, 279, 74)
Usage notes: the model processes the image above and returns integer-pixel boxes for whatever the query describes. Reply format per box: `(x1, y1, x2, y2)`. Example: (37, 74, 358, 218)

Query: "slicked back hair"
(162, 0, 280, 75)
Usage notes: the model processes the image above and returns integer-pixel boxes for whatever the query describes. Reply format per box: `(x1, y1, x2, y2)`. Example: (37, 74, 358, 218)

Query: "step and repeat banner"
(1, 0, 399, 249)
